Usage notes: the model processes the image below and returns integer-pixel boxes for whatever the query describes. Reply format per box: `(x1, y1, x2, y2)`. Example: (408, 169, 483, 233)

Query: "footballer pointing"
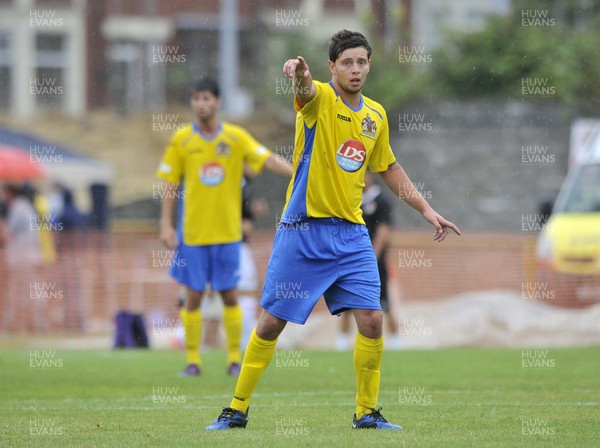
(207, 30, 460, 431)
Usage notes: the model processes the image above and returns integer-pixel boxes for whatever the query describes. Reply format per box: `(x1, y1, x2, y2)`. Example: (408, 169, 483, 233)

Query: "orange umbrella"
(0, 145, 46, 181)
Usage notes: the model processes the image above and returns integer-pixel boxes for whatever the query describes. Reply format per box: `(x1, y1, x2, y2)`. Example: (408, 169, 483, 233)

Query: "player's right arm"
(379, 162, 461, 242)
(159, 182, 178, 250)
(156, 131, 184, 250)
(282, 56, 316, 109)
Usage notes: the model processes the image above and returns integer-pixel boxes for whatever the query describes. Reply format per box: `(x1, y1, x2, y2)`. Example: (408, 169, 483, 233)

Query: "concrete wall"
(385, 99, 574, 232)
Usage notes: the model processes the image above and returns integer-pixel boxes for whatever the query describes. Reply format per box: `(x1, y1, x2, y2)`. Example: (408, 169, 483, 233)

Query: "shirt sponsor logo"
(199, 162, 225, 186)
(336, 139, 366, 172)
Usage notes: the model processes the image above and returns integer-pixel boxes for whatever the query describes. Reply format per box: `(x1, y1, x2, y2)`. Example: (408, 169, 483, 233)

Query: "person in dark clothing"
(58, 188, 87, 231)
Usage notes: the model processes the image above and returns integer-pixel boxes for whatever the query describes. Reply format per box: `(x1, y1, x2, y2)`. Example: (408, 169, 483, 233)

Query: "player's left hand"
(422, 209, 461, 242)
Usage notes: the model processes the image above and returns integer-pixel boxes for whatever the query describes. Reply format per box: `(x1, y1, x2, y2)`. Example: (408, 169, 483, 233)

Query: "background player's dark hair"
(329, 30, 372, 62)
(192, 77, 220, 98)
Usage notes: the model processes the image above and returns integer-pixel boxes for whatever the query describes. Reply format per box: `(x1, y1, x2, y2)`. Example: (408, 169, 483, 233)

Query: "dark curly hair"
(328, 30, 372, 63)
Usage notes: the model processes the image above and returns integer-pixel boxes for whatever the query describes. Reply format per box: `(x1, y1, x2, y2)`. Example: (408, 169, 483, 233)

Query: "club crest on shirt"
(199, 162, 225, 186)
(336, 139, 366, 173)
(361, 114, 377, 139)
(216, 141, 231, 156)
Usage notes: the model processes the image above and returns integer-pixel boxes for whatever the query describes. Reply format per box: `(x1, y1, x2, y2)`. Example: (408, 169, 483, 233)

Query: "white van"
(535, 126, 600, 306)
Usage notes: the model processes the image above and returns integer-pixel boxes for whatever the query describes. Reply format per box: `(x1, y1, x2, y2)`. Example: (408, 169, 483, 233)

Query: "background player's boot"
(352, 408, 402, 430)
(179, 364, 200, 377)
(205, 407, 249, 430)
(227, 362, 241, 376)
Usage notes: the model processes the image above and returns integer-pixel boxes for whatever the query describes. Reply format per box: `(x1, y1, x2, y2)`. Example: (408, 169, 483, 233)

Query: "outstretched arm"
(264, 154, 293, 177)
(282, 56, 316, 109)
(378, 162, 461, 242)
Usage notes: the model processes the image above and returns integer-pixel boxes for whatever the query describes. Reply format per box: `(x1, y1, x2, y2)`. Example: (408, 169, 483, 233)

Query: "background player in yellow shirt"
(207, 30, 460, 430)
(157, 78, 292, 377)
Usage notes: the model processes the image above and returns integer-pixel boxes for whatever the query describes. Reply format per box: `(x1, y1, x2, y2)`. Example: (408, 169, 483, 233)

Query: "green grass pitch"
(1, 347, 599, 447)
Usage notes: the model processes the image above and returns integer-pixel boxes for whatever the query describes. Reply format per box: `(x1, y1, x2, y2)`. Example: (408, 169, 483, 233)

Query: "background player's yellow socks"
(223, 304, 243, 365)
(180, 308, 202, 366)
(354, 332, 384, 419)
(230, 329, 277, 412)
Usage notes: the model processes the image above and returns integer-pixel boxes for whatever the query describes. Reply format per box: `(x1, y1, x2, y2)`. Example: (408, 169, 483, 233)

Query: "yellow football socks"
(230, 329, 277, 412)
(180, 308, 202, 366)
(223, 304, 243, 365)
(354, 332, 384, 419)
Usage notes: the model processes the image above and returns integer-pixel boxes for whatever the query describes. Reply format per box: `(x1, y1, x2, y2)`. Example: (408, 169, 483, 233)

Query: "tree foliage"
(430, 3, 600, 113)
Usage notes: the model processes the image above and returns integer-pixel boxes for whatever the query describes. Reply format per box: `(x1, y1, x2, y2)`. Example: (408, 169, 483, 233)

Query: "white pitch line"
(5, 402, 599, 413)
(6, 388, 597, 405)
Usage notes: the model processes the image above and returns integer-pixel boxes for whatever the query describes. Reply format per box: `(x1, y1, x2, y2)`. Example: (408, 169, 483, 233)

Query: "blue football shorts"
(260, 218, 381, 324)
(169, 241, 241, 292)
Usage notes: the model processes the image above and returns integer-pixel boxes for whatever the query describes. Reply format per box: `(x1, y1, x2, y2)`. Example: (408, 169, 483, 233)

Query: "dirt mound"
(287, 290, 600, 349)
(398, 290, 600, 348)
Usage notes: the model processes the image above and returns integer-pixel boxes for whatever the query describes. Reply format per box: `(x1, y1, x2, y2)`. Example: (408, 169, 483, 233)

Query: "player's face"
(191, 90, 221, 122)
(329, 47, 371, 95)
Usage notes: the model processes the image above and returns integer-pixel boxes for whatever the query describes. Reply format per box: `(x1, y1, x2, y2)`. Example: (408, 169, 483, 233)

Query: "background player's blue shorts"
(169, 241, 241, 292)
(260, 218, 381, 324)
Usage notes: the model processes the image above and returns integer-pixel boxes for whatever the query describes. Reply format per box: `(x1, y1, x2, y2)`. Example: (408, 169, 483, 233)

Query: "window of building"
(34, 32, 67, 109)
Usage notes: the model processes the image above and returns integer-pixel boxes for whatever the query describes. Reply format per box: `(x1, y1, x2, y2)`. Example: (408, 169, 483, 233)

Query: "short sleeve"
(368, 108, 396, 172)
(156, 133, 183, 184)
(293, 81, 323, 128)
(240, 129, 271, 174)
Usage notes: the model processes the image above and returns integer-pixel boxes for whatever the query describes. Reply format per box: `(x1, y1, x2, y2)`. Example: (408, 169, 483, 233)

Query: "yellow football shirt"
(156, 121, 271, 245)
(281, 80, 396, 224)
